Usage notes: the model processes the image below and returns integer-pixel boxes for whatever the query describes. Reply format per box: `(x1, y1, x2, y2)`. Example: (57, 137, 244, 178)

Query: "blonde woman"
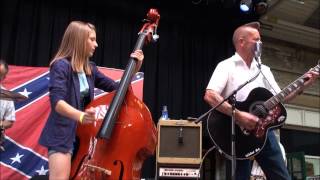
(39, 21, 144, 180)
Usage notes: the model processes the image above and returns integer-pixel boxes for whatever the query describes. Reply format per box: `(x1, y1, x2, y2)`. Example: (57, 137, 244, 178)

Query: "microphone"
(254, 40, 262, 68)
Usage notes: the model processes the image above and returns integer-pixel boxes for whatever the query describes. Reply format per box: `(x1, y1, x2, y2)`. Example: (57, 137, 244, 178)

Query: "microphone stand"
(230, 93, 236, 180)
(196, 68, 261, 180)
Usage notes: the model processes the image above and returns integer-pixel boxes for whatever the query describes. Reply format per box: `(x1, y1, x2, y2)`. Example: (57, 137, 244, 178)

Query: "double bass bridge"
(83, 163, 112, 176)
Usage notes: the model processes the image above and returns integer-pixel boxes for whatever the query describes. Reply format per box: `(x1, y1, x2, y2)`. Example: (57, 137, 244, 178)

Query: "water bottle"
(160, 105, 169, 120)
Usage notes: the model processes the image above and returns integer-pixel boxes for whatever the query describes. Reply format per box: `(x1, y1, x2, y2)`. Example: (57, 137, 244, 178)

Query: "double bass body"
(70, 90, 157, 180)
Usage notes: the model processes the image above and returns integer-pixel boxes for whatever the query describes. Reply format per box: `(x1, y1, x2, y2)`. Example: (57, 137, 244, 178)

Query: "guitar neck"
(264, 76, 305, 110)
(264, 63, 319, 110)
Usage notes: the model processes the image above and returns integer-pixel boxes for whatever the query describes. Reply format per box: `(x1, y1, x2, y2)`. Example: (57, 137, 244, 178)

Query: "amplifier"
(156, 119, 202, 165)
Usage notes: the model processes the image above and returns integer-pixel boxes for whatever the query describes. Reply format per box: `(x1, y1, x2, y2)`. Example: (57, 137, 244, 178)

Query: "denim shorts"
(48, 147, 73, 157)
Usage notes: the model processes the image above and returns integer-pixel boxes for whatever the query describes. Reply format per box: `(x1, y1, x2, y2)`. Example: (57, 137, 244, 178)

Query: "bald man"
(204, 22, 318, 180)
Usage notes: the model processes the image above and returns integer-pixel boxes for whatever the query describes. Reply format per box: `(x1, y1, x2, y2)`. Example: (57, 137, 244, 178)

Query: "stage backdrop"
(0, 65, 144, 179)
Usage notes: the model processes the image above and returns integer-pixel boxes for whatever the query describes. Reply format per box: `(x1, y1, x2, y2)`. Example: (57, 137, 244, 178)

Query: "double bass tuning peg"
(151, 24, 159, 42)
(152, 33, 159, 42)
(142, 19, 150, 23)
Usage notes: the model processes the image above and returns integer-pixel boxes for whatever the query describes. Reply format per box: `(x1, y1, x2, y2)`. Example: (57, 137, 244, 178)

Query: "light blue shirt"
(77, 72, 89, 98)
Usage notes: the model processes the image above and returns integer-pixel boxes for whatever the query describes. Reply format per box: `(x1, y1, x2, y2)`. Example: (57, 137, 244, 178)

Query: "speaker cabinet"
(156, 119, 202, 165)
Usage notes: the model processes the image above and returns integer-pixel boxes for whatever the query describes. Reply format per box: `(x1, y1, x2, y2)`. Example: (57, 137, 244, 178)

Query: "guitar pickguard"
(254, 105, 284, 138)
(241, 104, 285, 137)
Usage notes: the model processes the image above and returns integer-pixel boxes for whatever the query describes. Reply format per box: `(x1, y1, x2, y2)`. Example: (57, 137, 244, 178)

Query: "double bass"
(70, 9, 160, 180)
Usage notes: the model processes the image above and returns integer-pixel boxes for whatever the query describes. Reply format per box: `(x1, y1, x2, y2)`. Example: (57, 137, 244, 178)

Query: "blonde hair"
(50, 21, 96, 75)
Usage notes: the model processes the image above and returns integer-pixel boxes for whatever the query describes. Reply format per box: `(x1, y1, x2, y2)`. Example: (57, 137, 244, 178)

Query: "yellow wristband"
(79, 113, 85, 123)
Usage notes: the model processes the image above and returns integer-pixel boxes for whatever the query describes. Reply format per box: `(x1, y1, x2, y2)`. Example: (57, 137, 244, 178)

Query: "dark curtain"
(0, 0, 259, 178)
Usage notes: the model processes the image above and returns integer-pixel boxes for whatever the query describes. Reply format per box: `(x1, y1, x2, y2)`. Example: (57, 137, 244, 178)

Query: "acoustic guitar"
(207, 63, 319, 160)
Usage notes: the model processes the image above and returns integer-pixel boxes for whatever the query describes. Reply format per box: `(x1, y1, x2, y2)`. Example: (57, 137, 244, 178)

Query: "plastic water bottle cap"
(163, 106, 167, 111)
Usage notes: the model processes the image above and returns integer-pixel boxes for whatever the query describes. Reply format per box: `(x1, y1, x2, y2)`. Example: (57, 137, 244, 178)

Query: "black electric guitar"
(208, 63, 319, 160)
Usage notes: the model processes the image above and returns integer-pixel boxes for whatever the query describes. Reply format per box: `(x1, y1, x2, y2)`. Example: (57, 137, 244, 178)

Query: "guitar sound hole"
(250, 102, 268, 118)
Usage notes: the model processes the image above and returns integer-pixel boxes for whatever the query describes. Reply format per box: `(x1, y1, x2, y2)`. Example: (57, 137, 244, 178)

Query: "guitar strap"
(258, 66, 279, 95)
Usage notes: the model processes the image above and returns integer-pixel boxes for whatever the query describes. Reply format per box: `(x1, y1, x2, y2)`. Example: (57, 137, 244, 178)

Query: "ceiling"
(260, 0, 320, 49)
(99, 0, 319, 49)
